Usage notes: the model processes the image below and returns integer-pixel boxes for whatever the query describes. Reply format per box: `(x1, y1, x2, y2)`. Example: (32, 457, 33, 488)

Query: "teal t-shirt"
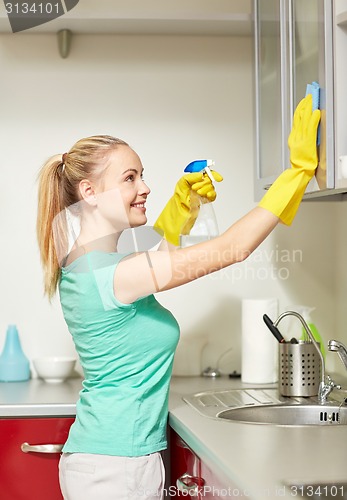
(59, 251, 180, 456)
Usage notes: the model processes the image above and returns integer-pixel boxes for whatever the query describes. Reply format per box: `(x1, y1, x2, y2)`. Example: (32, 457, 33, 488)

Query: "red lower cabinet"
(199, 460, 235, 499)
(170, 427, 234, 499)
(0, 417, 74, 500)
(170, 427, 204, 498)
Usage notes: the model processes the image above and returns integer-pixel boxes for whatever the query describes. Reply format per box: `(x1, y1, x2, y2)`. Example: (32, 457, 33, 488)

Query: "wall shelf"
(0, 0, 253, 35)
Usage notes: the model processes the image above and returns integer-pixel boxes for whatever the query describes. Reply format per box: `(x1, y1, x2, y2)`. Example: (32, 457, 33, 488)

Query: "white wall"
(0, 33, 341, 378)
(334, 202, 347, 372)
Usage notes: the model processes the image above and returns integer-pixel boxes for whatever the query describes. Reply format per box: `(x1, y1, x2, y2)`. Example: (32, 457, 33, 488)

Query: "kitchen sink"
(218, 403, 347, 425)
(183, 388, 347, 426)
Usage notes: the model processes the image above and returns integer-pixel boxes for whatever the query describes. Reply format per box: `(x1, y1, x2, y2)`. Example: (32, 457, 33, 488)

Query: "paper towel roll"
(241, 298, 279, 384)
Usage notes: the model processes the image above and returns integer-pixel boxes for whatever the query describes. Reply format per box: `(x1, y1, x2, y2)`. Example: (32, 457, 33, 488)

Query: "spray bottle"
(0, 324, 31, 382)
(179, 159, 219, 248)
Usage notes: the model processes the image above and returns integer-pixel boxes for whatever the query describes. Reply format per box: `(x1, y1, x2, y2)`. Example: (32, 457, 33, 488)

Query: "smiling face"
(93, 145, 151, 231)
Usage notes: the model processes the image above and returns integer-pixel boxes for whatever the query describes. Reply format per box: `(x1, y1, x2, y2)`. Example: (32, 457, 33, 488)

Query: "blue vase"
(0, 325, 30, 382)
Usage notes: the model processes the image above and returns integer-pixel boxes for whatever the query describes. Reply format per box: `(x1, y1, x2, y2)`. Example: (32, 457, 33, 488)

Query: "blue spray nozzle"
(184, 159, 215, 183)
(305, 81, 320, 145)
(184, 159, 214, 173)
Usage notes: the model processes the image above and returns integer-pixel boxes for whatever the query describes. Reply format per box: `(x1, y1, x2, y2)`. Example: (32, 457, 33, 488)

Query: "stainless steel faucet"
(274, 311, 340, 404)
(328, 340, 347, 371)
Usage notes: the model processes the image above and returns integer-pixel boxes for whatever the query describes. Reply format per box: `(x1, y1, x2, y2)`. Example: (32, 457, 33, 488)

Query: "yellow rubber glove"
(258, 94, 321, 225)
(154, 170, 223, 246)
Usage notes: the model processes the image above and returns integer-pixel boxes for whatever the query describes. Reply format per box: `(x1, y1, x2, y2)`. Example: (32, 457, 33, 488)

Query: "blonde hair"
(36, 135, 128, 299)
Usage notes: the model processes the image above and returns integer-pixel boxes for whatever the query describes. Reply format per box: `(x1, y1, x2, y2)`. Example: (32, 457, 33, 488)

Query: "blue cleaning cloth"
(305, 81, 320, 145)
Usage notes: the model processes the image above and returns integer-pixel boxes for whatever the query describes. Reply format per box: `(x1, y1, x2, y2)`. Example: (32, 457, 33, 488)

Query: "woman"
(36, 95, 319, 500)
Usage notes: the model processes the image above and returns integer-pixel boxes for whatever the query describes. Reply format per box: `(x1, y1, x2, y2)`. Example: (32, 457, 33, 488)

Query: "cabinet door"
(200, 459, 236, 500)
(254, 0, 341, 200)
(170, 428, 239, 499)
(291, 0, 335, 192)
(0, 417, 74, 500)
(169, 427, 204, 498)
(254, 0, 286, 200)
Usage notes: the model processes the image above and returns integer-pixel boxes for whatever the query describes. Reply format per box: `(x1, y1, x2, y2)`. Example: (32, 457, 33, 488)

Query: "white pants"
(59, 451, 165, 500)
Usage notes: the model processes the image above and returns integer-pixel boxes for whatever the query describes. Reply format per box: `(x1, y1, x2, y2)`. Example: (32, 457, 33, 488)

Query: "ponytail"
(37, 155, 67, 299)
(36, 135, 129, 299)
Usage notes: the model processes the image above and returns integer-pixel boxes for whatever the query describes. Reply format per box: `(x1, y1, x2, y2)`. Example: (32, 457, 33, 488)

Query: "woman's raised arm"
(114, 207, 278, 304)
(115, 94, 320, 304)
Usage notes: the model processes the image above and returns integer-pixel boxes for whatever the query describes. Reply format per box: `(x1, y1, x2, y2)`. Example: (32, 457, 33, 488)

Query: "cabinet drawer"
(0, 417, 74, 500)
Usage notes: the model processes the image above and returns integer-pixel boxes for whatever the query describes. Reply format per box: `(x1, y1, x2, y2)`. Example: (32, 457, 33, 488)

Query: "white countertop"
(0, 377, 82, 417)
(169, 376, 347, 500)
(1, 375, 347, 499)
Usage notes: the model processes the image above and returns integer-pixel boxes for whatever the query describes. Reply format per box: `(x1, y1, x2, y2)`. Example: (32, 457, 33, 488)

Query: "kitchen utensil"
(279, 341, 321, 397)
(263, 314, 298, 344)
(263, 314, 285, 343)
(33, 357, 76, 383)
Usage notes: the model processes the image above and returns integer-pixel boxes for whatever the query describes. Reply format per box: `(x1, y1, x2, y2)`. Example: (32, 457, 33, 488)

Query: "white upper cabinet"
(254, 0, 283, 197)
(254, 0, 347, 200)
(0, 0, 252, 35)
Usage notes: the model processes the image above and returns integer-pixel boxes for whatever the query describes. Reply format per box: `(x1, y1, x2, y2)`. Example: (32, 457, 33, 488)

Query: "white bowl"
(33, 357, 76, 383)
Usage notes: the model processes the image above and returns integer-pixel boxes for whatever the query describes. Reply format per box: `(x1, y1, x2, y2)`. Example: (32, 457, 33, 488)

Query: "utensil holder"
(279, 341, 321, 397)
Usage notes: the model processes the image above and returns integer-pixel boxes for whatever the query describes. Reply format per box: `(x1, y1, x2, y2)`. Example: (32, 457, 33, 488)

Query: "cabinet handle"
(176, 473, 205, 497)
(21, 442, 64, 454)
